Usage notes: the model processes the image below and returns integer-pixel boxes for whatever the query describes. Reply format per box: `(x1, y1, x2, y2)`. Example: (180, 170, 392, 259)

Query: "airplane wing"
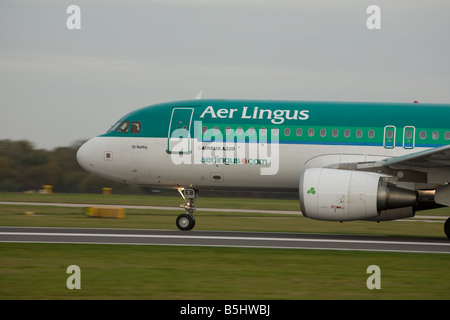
(372, 144, 450, 169)
(331, 144, 450, 174)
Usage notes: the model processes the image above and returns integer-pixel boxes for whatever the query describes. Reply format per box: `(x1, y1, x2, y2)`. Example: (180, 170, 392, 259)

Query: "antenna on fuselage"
(195, 90, 203, 99)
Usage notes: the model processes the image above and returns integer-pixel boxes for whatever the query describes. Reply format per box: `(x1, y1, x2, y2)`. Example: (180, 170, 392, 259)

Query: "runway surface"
(1, 226, 449, 254)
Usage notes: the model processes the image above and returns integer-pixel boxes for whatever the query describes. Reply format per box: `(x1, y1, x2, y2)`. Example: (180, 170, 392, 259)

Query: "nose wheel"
(176, 188, 198, 231)
(445, 217, 450, 239)
(176, 213, 196, 231)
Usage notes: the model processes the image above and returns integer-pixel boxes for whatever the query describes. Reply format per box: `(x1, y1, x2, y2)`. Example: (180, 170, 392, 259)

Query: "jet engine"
(299, 168, 417, 221)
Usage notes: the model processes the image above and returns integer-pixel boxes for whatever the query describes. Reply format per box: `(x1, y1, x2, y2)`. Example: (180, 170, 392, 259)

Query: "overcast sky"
(1, 0, 450, 150)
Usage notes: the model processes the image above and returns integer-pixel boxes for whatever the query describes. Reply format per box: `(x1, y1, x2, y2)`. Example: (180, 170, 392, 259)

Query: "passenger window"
(260, 127, 267, 136)
(332, 129, 338, 137)
(420, 131, 426, 139)
(271, 128, 279, 136)
(202, 126, 207, 134)
(248, 127, 256, 135)
(284, 128, 290, 136)
(445, 132, 450, 140)
(308, 128, 314, 137)
(131, 121, 141, 133)
(356, 129, 362, 138)
(368, 130, 375, 138)
(432, 131, 439, 140)
(320, 129, 326, 137)
(344, 129, 350, 138)
(116, 121, 130, 133)
(296, 128, 302, 136)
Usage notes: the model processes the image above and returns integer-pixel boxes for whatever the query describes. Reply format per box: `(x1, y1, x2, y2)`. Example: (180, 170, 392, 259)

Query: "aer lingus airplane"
(77, 98, 450, 238)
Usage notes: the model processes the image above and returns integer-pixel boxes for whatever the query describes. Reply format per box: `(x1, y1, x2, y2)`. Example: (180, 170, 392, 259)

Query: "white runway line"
(2, 231, 449, 247)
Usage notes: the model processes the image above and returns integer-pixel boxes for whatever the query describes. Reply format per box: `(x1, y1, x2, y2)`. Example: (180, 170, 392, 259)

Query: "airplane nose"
(76, 139, 95, 172)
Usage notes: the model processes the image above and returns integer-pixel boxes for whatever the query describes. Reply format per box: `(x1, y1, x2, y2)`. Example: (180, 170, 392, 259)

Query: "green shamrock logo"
(307, 187, 316, 195)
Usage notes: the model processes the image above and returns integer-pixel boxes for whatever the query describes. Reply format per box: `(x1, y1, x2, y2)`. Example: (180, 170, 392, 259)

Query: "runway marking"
(1, 227, 450, 253)
(2, 231, 449, 247)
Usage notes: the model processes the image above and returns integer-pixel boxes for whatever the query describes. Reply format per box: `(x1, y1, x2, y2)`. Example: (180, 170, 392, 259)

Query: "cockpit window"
(116, 121, 130, 133)
(107, 120, 121, 133)
(131, 121, 141, 133)
(107, 120, 140, 134)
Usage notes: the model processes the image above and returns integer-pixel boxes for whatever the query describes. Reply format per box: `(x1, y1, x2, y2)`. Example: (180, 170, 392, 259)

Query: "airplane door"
(383, 125, 396, 149)
(403, 126, 415, 149)
(167, 108, 194, 153)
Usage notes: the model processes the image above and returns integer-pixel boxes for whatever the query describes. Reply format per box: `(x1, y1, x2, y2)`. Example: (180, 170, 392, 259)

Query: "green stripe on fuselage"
(99, 99, 450, 147)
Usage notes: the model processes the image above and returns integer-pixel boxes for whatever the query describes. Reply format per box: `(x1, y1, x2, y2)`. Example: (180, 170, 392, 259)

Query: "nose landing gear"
(176, 188, 198, 231)
(445, 217, 450, 239)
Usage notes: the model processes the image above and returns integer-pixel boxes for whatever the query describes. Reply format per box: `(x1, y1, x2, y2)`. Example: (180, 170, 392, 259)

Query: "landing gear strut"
(176, 188, 198, 231)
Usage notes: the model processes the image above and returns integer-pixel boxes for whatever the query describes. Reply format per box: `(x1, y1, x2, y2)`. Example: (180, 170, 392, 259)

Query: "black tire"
(445, 217, 450, 239)
(176, 214, 195, 231)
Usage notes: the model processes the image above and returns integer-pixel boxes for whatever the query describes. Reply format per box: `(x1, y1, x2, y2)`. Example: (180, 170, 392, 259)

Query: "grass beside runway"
(0, 192, 449, 299)
(0, 242, 449, 300)
(0, 243, 450, 300)
(0, 192, 302, 211)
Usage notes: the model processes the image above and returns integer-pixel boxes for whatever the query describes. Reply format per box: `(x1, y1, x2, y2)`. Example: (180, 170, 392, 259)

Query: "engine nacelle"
(299, 168, 417, 221)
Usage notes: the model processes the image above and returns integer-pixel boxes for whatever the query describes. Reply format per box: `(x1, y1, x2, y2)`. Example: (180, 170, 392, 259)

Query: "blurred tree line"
(0, 139, 148, 194)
